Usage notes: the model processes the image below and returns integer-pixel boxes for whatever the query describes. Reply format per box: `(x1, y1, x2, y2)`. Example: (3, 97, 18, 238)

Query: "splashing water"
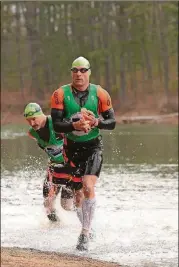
(1, 164, 178, 267)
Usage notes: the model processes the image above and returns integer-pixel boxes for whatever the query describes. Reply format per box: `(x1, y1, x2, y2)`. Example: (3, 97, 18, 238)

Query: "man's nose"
(76, 71, 82, 76)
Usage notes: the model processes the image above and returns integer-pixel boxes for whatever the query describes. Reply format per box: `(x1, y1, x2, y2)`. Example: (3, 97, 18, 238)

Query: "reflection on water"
(1, 124, 178, 266)
(1, 124, 178, 172)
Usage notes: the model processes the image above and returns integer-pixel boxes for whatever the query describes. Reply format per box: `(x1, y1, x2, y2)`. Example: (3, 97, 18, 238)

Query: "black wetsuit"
(51, 86, 116, 178)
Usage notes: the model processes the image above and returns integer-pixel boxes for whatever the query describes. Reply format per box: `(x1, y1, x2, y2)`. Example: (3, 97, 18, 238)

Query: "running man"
(51, 56, 116, 250)
(24, 103, 84, 222)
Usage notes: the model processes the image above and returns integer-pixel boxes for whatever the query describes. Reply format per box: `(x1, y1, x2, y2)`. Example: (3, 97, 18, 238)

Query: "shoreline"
(1, 247, 122, 267)
(1, 112, 178, 126)
(117, 112, 178, 125)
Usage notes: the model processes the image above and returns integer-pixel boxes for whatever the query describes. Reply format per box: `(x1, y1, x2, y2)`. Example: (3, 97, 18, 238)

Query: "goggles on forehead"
(71, 67, 90, 73)
(24, 107, 41, 118)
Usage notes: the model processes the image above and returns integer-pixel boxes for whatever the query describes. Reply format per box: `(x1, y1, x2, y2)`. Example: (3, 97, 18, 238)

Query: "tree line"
(1, 1, 178, 107)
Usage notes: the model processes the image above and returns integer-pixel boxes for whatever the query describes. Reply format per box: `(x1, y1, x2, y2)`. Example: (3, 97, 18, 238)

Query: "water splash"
(1, 164, 178, 266)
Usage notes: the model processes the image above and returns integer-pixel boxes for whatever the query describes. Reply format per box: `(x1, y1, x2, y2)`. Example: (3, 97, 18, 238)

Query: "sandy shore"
(1, 247, 122, 267)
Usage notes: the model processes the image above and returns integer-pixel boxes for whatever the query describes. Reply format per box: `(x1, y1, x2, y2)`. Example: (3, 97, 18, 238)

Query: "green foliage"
(1, 1, 178, 101)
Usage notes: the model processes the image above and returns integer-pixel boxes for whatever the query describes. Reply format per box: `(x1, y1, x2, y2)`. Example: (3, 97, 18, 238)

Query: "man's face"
(71, 66, 90, 89)
(26, 116, 43, 130)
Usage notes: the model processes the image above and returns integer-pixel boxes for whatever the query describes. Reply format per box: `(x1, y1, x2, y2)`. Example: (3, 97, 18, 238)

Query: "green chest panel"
(62, 83, 98, 118)
(29, 116, 64, 163)
(62, 84, 100, 142)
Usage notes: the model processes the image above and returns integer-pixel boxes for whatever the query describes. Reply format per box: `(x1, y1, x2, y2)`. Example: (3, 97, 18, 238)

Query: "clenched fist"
(81, 108, 99, 127)
(72, 116, 91, 133)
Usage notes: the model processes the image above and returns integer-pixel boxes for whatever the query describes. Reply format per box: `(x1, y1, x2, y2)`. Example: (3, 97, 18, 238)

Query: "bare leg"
(43, 183, 60, 222)
(61, 187, 74, 210)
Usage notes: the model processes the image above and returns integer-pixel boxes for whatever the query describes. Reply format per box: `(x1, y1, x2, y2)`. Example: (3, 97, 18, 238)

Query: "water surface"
(1, 124, 178, 267)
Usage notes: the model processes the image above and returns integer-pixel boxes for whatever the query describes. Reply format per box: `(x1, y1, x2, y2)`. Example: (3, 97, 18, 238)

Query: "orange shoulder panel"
(51, 87, 64, 110)
(97, 86, 113, 113)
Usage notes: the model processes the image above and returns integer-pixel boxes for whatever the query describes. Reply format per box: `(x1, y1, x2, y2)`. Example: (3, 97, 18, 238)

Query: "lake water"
(1, 124, 178, 267)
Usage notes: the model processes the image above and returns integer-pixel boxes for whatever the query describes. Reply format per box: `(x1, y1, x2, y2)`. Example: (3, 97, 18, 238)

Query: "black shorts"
(43, 163, 82, 198)
(43, 180, 74, 199)
(64, 135, 103, 178)
(52, 164, 83, 191)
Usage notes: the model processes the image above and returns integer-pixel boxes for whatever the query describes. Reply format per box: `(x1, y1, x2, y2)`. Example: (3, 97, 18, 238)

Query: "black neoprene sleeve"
(51, 108, 116, 133)
(98, 108, 116, 130)
(51, 108, 74, 133)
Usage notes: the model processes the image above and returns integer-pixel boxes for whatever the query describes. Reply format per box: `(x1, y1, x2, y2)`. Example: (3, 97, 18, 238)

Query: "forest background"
(1, 1, 178, 124)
